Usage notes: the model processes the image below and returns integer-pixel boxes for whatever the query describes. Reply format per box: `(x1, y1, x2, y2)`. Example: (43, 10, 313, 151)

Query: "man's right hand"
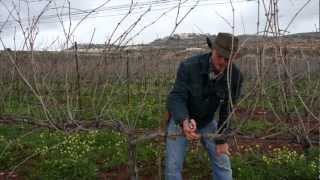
(182, 119, 200, 141)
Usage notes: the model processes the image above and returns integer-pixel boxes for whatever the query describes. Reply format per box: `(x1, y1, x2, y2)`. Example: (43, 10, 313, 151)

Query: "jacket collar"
(200, 52, 211, 75)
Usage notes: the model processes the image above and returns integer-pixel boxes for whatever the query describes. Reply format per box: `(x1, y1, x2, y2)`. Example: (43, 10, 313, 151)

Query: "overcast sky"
(0, 0, 318, 50)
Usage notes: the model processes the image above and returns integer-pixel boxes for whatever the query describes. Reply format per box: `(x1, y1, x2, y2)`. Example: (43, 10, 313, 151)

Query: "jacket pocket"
(191, 84, 202, 97)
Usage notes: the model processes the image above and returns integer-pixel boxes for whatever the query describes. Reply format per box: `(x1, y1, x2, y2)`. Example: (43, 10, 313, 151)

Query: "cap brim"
(206, 37, 213, 49)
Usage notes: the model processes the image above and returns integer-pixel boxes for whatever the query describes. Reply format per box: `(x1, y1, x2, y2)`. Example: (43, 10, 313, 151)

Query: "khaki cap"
(212, 32, 239, 59)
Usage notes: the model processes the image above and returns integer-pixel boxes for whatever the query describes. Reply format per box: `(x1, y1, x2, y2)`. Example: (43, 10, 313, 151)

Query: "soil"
(0, 172, 21, 180)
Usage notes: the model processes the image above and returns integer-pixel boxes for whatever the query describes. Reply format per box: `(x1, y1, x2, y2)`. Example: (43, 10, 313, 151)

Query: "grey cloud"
(0, 0, 318, 50)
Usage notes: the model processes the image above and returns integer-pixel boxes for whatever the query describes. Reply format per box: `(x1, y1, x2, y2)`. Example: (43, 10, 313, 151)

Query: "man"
(165, 32, 243, 180)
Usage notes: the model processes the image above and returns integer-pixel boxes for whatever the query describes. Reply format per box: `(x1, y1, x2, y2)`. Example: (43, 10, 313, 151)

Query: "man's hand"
(182, 119, 200, 141)
(216, 143, 231, 157)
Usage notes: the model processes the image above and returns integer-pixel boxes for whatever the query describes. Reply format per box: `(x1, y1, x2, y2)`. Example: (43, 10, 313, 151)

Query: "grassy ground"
(0, 79, 319, 179)
(0, 124, 319, 179)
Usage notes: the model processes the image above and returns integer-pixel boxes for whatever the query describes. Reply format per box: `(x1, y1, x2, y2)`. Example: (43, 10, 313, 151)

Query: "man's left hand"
(216, 143, 230, 157)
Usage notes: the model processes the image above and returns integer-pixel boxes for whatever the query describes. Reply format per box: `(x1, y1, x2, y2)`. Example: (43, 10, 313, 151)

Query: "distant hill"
(69, 32, 320, 52)
(147, 32, 320, 49)
(148, 33, 215, 49)
(286, 32, 320, 38)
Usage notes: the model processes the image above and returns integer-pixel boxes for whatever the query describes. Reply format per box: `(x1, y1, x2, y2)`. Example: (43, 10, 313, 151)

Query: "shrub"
(232, 146, 320, 180)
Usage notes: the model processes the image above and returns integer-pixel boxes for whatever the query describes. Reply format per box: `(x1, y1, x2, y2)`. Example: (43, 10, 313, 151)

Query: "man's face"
(211, 49, 229, 73)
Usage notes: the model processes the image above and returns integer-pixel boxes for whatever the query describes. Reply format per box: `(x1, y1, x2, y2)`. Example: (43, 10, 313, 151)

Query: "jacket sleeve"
(216, 71, 243, 144)
(167, 62, 190, 125)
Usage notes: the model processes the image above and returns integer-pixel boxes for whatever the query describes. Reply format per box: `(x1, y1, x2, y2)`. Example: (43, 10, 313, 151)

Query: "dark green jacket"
(167, 53, 243, 143)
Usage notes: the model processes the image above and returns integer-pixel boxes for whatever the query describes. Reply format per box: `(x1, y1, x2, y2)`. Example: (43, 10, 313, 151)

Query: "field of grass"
(0, 50, 319, 179)
(0, 123, 319, 179)
(0, 82, 319, 179)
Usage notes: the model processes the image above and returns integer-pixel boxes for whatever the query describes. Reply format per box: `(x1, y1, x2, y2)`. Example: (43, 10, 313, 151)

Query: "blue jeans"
(165, 118, 233, 180)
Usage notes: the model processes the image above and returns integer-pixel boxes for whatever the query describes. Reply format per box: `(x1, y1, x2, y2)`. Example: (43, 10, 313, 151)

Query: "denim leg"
(199, 121, 233, 180)
(165, 118, 188, 180)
